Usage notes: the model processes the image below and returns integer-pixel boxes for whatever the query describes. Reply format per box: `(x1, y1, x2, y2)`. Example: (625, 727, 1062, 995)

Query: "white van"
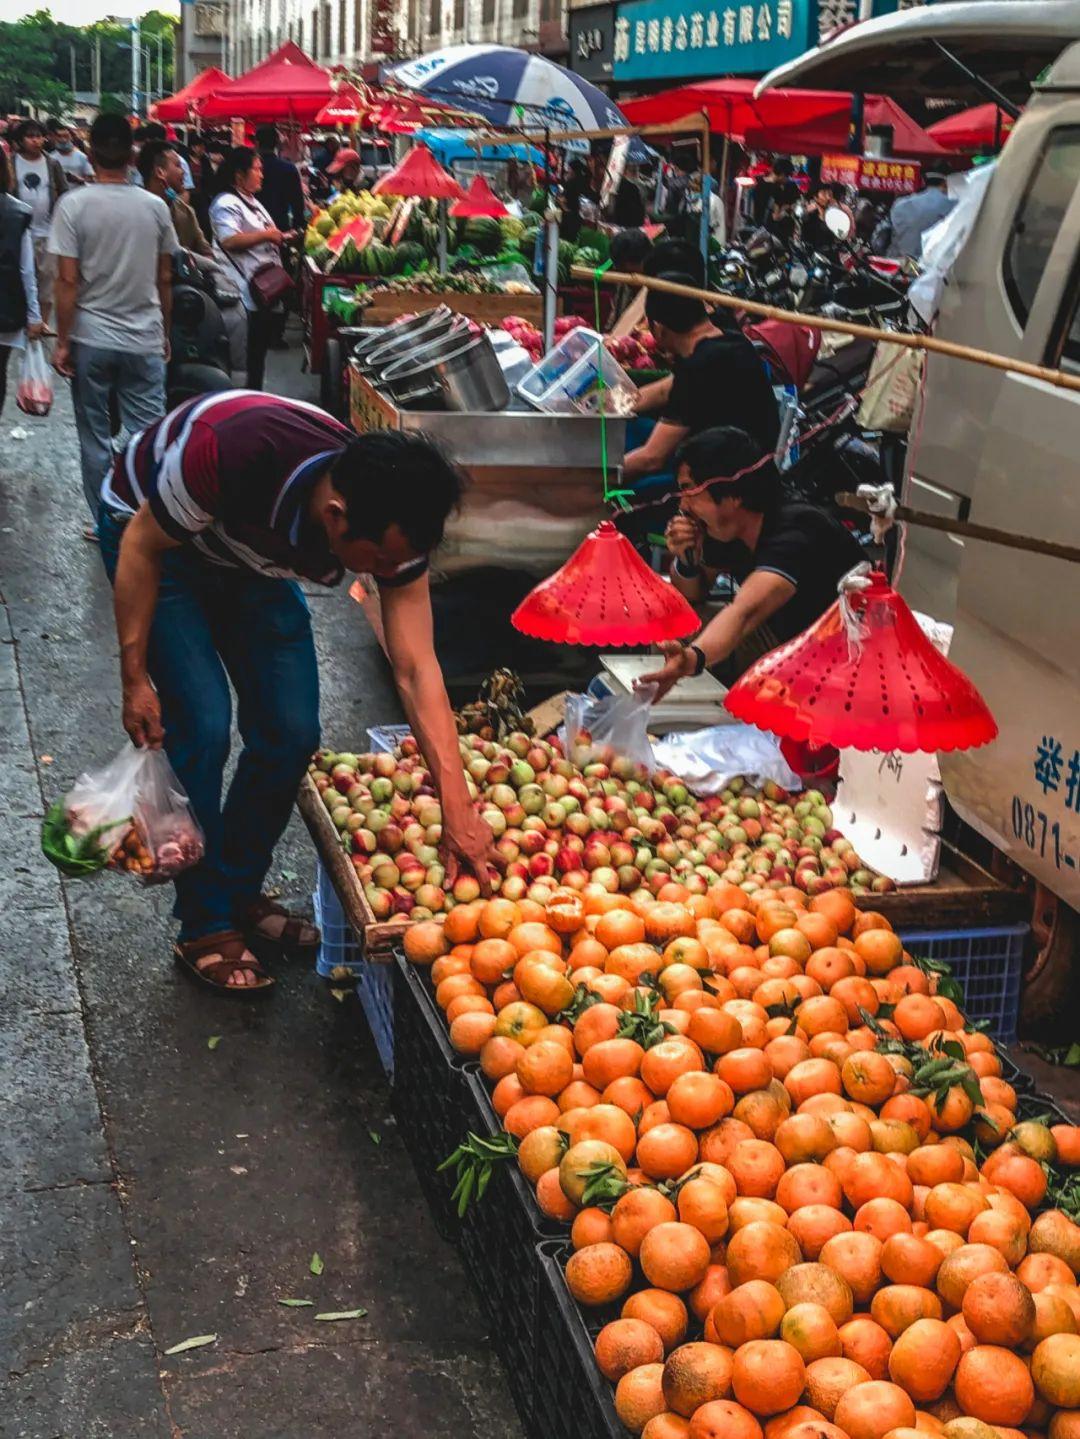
(761, 1, 1080, 1012)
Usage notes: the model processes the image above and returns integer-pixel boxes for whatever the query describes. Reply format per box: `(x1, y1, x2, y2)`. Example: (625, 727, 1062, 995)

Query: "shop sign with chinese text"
(821, 153, 922, 195)
(613, 0, 815, 80)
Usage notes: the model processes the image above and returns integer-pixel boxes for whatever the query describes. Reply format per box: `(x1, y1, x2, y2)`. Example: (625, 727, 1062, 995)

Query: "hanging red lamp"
(372, 143, 467, 200)
(450, 173, 509, 219)
(511, 520, 700, 647)
(724, 568, 997, 753)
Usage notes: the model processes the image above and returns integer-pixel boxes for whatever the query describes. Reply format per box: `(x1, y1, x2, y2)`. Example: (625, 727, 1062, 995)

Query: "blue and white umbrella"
(387, 45, 628, 137)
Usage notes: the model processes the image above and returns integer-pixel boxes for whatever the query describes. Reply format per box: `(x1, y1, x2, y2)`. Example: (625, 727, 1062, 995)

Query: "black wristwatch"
(685, 643, 707, 677)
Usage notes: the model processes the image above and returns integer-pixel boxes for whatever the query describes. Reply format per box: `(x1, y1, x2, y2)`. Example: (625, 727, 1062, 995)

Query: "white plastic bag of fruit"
(652, 723, 801, 796)
(42, 745, 204, 884)
(561, 687, 657, 776)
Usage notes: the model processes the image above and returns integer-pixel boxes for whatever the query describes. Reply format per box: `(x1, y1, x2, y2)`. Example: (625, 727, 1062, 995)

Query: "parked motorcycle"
(167, 251, 242, 408)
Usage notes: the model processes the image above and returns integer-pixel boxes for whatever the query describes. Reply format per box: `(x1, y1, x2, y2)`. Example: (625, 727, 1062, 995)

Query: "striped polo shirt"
(102, 391, 428, 589)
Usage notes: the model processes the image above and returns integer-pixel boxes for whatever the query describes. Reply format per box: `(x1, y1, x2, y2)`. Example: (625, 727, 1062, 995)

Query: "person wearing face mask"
(138, 140, 211, 257)
(47, 118, 93, 185)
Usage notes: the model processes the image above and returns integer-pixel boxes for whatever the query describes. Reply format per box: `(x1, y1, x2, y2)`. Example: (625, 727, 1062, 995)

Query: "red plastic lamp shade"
(372, 143, 466, 200)
(511, 520, 700, 647)
(724, 569, 998, 753)
(450, 174, 509, 219)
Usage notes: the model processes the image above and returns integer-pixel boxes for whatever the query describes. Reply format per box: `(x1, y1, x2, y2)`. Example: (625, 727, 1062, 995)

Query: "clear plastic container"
(516, 327, 637, 416)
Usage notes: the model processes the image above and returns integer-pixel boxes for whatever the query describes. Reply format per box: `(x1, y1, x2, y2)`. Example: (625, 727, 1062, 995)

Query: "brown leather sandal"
(174, 929, 276, 997)
(241, 896, 320, 961)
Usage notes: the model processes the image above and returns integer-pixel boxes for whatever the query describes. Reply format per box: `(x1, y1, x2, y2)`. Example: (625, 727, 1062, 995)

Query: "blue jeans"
(99, 509, 321, 942)
(72, 343, 166, 519)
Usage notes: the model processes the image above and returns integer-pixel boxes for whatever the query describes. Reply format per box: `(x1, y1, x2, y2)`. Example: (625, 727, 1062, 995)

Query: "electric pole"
(69, 42, 77, 99)
(131, 16, 140, 115)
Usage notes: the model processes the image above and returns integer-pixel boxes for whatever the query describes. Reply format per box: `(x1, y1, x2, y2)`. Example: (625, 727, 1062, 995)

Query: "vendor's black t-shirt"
(665, 332, 781, 452)
(702, 500, 866, 643)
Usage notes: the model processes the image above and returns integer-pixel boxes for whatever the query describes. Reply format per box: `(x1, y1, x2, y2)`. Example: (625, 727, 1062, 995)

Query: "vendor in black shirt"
(623, 278, 780, 482)
(640, 427, 867, 697)
(800, 183, 842, 255)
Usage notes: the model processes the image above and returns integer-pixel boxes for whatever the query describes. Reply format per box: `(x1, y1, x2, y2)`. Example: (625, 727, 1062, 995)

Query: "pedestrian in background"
(210, 145, 295, 390)
(49, 114, 176, 524)
(9, 118, 67, 329)
(0, 148, 44, 414)
(47, 118, 93, 185)
(876, 171, 956, 260)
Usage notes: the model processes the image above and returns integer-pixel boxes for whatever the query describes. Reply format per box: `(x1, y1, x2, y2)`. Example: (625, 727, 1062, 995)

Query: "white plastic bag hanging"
(16, 340, 54, 417)
(651, 723, 801, 797)
(42, 746, 204, 884)
(560, 687, 657, 776)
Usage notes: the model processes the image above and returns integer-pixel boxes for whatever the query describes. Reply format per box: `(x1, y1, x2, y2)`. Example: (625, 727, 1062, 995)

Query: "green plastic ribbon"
(591, 261, 633, 512)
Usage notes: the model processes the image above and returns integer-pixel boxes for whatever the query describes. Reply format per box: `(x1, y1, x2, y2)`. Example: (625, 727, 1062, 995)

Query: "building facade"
(225, 0, 569, 80)
(180, 0, 227, 86)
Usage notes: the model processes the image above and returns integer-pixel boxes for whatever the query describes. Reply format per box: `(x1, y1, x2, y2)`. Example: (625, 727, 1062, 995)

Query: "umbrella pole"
(542, 207, 560, 355)
(437, 196, 449, 272)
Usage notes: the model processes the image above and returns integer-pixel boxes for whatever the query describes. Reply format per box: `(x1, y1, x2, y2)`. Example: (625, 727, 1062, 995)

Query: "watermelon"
(575, 246, 603, 271)
(499, 216, 525, 244)
(463, 217, 503, 255)
(391, 241, 426, 273)
(529, 186, 547, 215)
(576, 227, 610, 260)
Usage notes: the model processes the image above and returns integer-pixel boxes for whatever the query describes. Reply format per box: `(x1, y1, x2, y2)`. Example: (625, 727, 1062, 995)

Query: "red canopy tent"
(151, 66, 230, 122)
(198, 42, 334, 124)
(927, 103, 1016, 151)
(621, 78, 948, 160)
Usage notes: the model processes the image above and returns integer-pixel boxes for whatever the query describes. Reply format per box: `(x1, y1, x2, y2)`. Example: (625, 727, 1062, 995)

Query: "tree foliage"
(0, 8, 177, 116)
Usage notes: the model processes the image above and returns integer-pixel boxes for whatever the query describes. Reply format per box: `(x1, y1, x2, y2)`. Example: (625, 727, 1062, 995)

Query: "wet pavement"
(0, 336, 522, 1437)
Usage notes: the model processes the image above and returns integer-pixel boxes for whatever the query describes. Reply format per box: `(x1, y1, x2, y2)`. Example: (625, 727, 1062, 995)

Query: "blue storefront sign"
(613, 0, 817, 80)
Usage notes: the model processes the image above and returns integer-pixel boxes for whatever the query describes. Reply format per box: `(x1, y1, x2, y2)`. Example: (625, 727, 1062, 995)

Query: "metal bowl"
(357, 307, 458, 375)
(378, 325, 474, 400)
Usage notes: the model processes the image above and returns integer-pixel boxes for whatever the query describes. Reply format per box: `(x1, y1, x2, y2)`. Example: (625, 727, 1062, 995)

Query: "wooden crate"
(362, 289, 542, 327)
(863, 843, 1026, 928)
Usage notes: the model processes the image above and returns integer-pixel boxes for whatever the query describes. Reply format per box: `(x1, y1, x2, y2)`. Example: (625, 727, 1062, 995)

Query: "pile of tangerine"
(403, 883, 1080, 1439)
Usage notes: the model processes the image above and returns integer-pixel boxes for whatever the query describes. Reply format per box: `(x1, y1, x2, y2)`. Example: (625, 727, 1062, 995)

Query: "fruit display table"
(361, 288, 543, 328)
(301, 257, 366, 375)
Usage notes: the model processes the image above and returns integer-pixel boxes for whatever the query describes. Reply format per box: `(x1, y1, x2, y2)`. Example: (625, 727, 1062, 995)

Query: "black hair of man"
(141, 121, 167, 142)
(610, 227, 653, 270)
(137, 138, 174, 186)
(330, 429, 465, 554)
(90, 113, 133, 170)
(925, 171, 947, 188)
(11, 118, 44, 148)
(46, 116, 66, 135)
(256, 123, 279, 151)
(643, 238, 705, 284)
(644, 270, 707, 333)
(772, 157, 794, 178)
(675, 426, 781, 511)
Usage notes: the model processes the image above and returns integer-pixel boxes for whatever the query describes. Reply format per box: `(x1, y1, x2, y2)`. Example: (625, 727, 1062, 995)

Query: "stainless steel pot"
(357, 306, 458, 376)
(378, 325, 474, 403)
(432, 333, 510, 413)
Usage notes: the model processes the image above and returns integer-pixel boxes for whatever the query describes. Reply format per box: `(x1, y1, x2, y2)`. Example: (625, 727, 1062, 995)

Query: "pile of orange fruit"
(403, 880, 1080, 1439)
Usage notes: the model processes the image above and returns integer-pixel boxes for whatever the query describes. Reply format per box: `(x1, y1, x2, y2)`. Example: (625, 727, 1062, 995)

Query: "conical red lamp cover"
(511, 520, 700, 647)
(450, 173, 509, 218)
(373, 143, 466, 200)
(724, 569, 998, 753)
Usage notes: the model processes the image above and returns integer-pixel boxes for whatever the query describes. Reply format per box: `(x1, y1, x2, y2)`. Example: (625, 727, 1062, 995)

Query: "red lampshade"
(450, 174, 509, 219)
(372, 143, 466, 200)
(511, 520, 700, 647)
(724, 569, 997, 753)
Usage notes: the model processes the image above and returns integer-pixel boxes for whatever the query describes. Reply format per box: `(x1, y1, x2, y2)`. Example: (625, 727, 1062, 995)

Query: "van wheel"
(1021, 887, 1080, 1041)
(321, 337, 344, 418)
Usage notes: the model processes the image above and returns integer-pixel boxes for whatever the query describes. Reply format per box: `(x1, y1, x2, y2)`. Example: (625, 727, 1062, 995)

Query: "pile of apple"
(310, 732, 891, 925)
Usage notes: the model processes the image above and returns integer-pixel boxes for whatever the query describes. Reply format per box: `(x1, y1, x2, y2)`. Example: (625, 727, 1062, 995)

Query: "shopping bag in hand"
(16, 339, 54, 417)
(42, 746, 204, 885)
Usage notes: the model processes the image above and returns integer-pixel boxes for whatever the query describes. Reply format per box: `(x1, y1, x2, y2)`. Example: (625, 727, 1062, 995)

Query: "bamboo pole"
(465, 113, 712, 150)
(571, 266, 1080, 397)
(836, 493, 1080, 567)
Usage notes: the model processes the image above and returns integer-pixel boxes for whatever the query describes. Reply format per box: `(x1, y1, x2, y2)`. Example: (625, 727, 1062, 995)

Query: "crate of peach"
(42, 745, 204, 885)
(399, 881, 1080, 1439)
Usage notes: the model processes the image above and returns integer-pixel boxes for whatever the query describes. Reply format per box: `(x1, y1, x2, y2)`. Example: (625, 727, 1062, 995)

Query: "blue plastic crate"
(898, 923, 1027, 1045)
(312, 859, 395, 1079)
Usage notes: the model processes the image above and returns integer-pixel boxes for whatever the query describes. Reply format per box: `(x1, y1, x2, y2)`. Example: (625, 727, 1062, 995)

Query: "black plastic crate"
(390, 954, 474, 1240)
(469, 1066, 572, 1242)
(533, 1242, 625, 1439)
(1016, 1088, 1073, 1127)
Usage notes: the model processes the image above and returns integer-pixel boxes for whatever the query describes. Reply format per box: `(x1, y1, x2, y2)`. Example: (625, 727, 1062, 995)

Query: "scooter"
(167, 251, 240, 408)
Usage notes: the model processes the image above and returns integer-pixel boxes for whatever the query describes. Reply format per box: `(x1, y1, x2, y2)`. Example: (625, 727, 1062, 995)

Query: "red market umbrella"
(368, 92, 481, 134)
(151, 66, 230, 122)
(927, 103, 1017, 151)
(373, 143, 466, 200)
(199, 42, 334, 124)
(511, 521, 700, 647)
(315, 82, 370, 127)
(621, 79, 946, 160)
(724, 569, 997, 753)
(450, 174, 509, 219)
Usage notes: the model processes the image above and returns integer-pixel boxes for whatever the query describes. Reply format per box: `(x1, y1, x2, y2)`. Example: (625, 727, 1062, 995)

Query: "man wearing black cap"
(879, 172, 955, 260)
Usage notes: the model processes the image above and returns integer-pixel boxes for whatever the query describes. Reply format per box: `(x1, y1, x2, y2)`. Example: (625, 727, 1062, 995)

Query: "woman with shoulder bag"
(209, 146, 296, 390)
(0, 149, 44, 415)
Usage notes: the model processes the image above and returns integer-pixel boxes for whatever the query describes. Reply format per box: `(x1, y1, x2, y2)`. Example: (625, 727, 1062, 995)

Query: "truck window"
(1003, 126, 1080, 326)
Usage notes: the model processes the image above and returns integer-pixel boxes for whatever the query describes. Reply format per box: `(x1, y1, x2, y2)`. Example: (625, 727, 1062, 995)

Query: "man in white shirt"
(47, 118, 94, 186)
(49, 114, 177, 519)
(10, 118, 68, 327)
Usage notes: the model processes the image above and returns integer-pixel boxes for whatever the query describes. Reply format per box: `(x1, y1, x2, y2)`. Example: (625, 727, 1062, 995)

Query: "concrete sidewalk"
(0, 347, 522, 1437)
